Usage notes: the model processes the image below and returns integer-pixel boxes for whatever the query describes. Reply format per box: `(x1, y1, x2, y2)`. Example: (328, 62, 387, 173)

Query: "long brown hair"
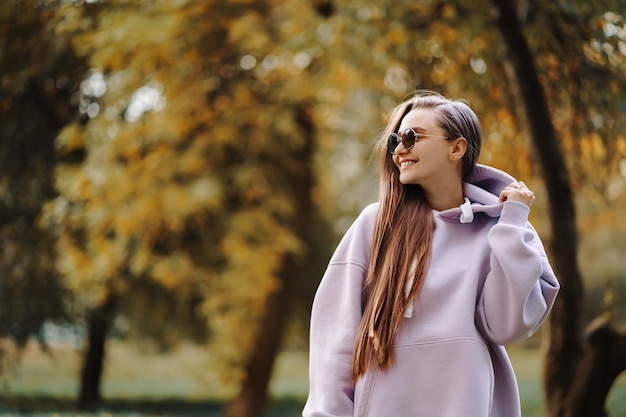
(351, 91, 482, 380)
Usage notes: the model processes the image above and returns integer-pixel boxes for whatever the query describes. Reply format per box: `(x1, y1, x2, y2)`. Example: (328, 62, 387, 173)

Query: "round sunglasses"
(388, 128, 449, 155)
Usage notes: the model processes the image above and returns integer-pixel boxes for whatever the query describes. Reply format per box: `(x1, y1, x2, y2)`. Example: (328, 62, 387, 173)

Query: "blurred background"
(1, 0, 625, 416)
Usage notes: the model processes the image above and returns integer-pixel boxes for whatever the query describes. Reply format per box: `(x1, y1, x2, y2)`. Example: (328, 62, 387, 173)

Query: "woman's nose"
(395, 142, 408, 154)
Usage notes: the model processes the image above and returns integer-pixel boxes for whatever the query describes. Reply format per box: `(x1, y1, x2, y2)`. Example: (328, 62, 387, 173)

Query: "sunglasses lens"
(401, 128, 416, 150)
(388, 133, 400, 154)
(388, 129, 420, 154)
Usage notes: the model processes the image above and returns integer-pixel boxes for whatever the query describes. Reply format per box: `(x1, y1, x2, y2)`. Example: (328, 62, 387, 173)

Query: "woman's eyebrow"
(408, 126, 428, 133)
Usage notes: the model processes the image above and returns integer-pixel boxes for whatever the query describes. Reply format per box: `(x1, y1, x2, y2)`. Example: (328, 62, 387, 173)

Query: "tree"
(490, 1, 583, 414)
(0, 0, 85, 364)
(490, 0, 626, 416)
(225, 102, 315, 417)
(44, 0, 323, 412)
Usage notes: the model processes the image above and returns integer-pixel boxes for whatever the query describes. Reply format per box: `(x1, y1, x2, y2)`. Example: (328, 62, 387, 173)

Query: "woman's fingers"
(498, 181, 536, 207)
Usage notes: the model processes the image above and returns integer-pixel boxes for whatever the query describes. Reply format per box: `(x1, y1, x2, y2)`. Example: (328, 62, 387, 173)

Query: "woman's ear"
(449, 137, 467, 161)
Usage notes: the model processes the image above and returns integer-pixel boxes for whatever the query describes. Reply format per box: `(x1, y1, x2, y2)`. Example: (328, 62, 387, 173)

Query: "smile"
(401, 161, 417, 168)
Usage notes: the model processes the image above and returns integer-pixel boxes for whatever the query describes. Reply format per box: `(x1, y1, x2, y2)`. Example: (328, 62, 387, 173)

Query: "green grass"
(1, 341, 625, 417)
(0, 340, 305, 416)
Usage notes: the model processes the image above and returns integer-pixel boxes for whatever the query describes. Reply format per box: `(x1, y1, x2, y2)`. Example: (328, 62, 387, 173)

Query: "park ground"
(0, 339, 625, 417)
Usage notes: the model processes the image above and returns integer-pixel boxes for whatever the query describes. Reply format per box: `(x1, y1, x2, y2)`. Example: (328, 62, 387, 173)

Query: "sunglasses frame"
(388, 128, 450, 155)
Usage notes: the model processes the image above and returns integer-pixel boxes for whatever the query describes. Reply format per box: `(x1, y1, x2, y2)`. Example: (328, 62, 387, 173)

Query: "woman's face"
(392, 108, 456, 186)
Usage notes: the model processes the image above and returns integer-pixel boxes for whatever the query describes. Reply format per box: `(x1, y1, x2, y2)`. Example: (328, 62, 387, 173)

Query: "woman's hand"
(499, 181, 535, 207)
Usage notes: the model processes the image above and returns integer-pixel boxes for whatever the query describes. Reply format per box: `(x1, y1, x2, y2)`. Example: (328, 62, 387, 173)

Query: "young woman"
(303, 92, 559, 417)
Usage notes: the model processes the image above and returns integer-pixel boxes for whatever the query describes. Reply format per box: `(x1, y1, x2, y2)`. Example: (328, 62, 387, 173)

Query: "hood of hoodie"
(438, 164, 517, 222)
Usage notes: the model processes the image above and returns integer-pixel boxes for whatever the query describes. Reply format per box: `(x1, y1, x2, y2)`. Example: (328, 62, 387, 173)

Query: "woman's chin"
(398, 175, 418, 185)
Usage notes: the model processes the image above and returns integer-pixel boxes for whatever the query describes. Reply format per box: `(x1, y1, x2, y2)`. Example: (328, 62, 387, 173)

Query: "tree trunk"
(78, 294, 117, 411)
(224, 103, 315, 417)
(489, 1, 584, 417)
(223, 256, 299, 417)
(567, 316, 626, 417)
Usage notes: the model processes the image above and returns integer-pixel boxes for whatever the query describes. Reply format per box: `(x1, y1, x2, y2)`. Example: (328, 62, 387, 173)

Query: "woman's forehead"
(399, 108, 440, 130)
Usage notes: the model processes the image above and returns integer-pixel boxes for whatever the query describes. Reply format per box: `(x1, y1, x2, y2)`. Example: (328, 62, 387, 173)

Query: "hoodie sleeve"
(475, 201, 560, 346)
(302, 204, 376, 417)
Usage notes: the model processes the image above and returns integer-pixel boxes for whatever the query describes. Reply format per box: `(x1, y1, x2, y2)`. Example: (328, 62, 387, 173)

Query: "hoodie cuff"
(499, 201, 530, 227)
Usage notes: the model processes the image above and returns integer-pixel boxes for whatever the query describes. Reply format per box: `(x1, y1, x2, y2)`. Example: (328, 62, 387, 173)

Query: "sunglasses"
(388, 128, 449, 155)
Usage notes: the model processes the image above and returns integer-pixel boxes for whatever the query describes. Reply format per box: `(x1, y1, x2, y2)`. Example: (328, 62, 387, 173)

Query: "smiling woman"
(303, 91, 560, 417)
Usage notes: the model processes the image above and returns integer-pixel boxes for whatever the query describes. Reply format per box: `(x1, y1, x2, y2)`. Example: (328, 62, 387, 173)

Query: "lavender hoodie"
(303, 164, 560, 417)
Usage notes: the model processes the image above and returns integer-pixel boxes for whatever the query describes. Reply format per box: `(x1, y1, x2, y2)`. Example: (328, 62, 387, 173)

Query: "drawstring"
(404, 258, 417, 318)
(460, 197, 474, 224)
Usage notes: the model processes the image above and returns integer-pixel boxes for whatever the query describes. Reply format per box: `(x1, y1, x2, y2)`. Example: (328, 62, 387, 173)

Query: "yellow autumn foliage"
(56, 123, 85, 152)
(37, 0, 626, 391)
